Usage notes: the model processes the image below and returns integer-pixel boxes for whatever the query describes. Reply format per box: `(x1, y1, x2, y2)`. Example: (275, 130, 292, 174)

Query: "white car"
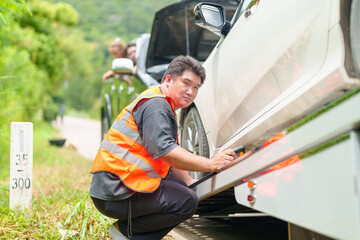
(179, 0, 360, 179)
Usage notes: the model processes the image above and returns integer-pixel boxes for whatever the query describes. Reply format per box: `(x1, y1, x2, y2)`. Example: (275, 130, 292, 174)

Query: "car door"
(195, 0, 281, 148)
(263, 0, 332, 94)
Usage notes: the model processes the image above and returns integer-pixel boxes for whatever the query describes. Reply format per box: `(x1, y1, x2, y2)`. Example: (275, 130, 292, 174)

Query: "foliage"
(0, 0, 81, 121)
(0, 0, 30, 26)
(56, 0, 178, 43)
(1, 0, 179, 117)
(54, 0, 178, 112)
(0, 46, 46, 121)
(0, 0, 88, 181)
(0, 1, 180, 238)
(0, 122, 112, 239)
(0, 0, 179, 171)
(19, 0, 79, 30)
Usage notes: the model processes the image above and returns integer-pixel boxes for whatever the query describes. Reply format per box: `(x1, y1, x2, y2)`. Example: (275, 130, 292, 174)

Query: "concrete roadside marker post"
(10, 122, 33, 209)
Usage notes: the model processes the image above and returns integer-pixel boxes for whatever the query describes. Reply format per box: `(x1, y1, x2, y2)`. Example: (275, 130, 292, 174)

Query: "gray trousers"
(91, 174, 198, 240)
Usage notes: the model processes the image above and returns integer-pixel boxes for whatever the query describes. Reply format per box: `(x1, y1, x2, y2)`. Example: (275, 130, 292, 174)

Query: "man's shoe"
(108, 222, 129, 240)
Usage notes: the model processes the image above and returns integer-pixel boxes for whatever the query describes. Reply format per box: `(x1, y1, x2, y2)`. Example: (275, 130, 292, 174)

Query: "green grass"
(0, 122, 112, 239)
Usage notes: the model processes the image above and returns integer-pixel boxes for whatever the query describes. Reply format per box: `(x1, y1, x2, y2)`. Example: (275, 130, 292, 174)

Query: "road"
(175, 215, 287, 240)
(53, 116, 101, 160)
(53, 116, 288, 240)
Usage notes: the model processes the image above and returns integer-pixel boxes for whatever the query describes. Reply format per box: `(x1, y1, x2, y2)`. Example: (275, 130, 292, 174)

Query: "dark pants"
(91, 175, 198, 240)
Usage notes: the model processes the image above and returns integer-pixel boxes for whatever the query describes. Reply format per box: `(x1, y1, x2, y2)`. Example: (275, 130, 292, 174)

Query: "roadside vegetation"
(0, 1, 178, 238)
(0, 0, 177, 158)
(0, 122, 113, 239)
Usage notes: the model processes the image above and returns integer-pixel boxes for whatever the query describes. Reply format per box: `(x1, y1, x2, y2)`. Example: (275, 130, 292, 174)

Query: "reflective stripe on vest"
(91, 86, 174, 193)
(111, 112, 143, 145)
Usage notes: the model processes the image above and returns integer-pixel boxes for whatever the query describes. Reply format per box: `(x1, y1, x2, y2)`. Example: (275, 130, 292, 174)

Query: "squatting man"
(90, 55, 236, 240)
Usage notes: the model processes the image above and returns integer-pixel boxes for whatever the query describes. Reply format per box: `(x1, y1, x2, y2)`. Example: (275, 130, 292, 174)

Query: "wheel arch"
(179, 103, 195, 129)
(178, 103, 215, 156)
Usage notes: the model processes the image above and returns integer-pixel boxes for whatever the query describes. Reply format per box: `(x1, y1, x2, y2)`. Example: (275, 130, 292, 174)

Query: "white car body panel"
(330, 0, 341, 28)
(193, 93, 360, 239)
(217, 24, 359, 155)
(186, 0, 360, 237)
(234, 132, 360, 240)
(193, 0, 360, 157)
(264, 0, 330, 93)
(198, 1, 280, 148)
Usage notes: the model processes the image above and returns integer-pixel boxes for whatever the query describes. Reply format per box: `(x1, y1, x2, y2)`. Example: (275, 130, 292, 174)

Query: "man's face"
(126, 46, 136, 63)
(166, 70, 201, 109)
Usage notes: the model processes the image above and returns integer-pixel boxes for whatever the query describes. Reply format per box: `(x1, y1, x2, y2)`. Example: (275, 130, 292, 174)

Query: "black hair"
(161, 55, 206, 85)
(125, 43, 136, 56)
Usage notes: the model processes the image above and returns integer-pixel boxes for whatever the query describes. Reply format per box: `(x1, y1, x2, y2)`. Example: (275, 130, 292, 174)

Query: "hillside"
(55, 0, 179, 44)
(53, 0, 179, 112)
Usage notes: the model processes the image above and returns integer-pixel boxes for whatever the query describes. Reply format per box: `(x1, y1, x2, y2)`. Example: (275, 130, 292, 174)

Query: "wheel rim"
(182, 109, 208, 180)
(183, 111, 200, 155)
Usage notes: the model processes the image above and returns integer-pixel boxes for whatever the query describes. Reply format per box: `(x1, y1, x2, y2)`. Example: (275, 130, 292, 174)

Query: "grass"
(0, 122, 112, 239)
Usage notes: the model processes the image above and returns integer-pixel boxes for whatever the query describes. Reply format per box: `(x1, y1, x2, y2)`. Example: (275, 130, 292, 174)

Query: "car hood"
(146, 0, 239, 70)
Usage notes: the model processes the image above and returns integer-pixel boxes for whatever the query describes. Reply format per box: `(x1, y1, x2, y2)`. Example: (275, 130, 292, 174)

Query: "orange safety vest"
(91, 86, 174, 193)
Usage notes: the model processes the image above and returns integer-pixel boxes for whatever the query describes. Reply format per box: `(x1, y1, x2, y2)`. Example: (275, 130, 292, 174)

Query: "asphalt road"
(174, 215, 288, 240)
(53, 115, 101, 160)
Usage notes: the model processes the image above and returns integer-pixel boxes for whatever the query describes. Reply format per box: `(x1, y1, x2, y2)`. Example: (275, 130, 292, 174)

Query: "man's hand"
(210, 149, 237, 172)
(163, 146, 236, 173)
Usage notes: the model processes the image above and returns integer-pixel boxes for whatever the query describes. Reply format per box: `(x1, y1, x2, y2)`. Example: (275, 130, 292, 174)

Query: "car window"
(231, 0, 254, 25)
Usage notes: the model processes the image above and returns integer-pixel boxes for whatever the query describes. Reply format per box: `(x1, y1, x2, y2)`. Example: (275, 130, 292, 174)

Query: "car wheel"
(101, 108, 110, 140)
(181, 107, 209, 180)
(351, 0, 360, 75)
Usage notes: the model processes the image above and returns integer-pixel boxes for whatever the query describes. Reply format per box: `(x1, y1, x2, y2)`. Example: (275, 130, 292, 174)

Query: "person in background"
(125, 42, 137, 74)
(90, 55, 236, 240)
(59, 103, 66, 124)
(102, 38, 128, 82)
(125, 43, 136, 64)
(110, 37, 126, 58)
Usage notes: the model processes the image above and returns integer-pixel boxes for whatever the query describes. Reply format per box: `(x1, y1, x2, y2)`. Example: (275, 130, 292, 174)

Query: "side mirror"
(193, 3, 230, 37)
(112, 58, 134, 74)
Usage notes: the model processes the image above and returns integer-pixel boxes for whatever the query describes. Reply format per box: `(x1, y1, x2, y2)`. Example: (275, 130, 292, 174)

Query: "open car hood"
(146, 0, 239, 73)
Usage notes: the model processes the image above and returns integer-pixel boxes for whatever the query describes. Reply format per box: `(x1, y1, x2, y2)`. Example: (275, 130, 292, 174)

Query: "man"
(125, 43, 137, 74)
(90, 55, 236, 240)
(125, 43, 136, 64)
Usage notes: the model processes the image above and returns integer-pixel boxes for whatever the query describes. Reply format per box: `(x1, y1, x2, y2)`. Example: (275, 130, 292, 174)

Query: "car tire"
(101, 108, 110, 141)
(351, 0, 360, 76)
(181, 107, 209, 180)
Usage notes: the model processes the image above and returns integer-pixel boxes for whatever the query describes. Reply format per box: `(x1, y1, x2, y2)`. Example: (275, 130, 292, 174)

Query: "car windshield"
(146, 0, 238, 81)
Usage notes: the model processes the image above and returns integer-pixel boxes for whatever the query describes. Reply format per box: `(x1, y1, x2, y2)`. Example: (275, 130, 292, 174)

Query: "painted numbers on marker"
(12, 177, 31, 190)
(15, 153, 28, 166)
